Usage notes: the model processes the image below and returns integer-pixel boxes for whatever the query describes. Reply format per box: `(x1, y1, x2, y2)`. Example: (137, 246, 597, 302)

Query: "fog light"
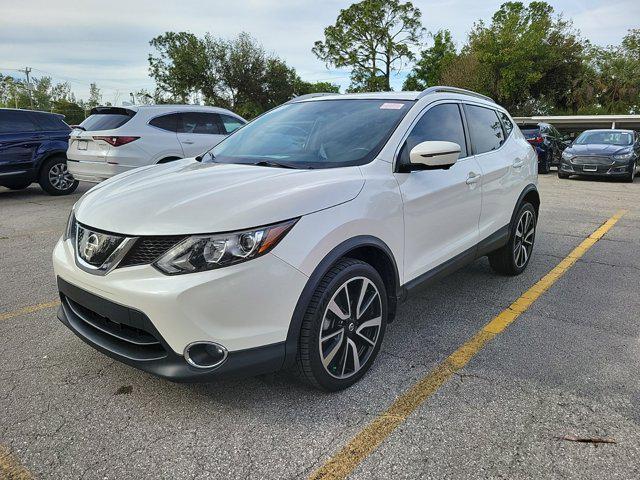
(184, 342, 228, 369)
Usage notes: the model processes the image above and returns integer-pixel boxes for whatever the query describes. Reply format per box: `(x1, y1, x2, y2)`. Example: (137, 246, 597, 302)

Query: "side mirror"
(409, 141, 460, 170)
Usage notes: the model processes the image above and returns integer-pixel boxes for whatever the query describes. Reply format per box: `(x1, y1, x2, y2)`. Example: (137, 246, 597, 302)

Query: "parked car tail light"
(526, 136, 544, 145)
(92, 136, 140, 147)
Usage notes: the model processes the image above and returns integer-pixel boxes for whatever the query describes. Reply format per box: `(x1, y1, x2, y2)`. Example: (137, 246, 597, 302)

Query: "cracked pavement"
(1, 173, 639, 479)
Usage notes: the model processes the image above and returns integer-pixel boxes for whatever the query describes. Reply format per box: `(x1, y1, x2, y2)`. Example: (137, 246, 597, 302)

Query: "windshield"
(574, 131, 632, 146)
(205, 99, 412, 168)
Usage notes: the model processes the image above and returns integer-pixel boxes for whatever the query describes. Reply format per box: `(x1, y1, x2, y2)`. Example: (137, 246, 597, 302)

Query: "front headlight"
(613, 151, 633, 161)
(154, 219, 298, 275)
(63, 209, 76, 242)
(561, 150, 573, 161)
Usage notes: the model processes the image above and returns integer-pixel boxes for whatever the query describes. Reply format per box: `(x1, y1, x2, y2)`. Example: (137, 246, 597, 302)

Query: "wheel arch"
(35, 149, 68, 176)
(283, 235, 400, 368)
(512, 183, 540, 224)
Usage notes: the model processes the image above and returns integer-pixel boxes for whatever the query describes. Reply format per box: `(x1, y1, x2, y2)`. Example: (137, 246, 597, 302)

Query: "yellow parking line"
(0, 444, 33, 480)
(309, 210, 626, 480)
(0, 300, 60, 322)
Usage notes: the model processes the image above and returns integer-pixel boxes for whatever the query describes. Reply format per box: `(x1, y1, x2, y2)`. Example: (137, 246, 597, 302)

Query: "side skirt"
(400, 225, 509, 300)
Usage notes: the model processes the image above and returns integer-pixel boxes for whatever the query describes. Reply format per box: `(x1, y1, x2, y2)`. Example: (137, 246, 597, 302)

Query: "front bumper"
(53, 236, 309, 381)
(559, 160, 632, 176)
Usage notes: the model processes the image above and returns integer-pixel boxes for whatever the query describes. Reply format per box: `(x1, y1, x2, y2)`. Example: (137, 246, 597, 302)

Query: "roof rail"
(285, 92, 338, 104)
(417, 86, 494, 103)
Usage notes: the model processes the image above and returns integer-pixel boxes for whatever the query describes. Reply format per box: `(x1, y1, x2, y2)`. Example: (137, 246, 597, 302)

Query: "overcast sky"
(1, 0, 638, 104)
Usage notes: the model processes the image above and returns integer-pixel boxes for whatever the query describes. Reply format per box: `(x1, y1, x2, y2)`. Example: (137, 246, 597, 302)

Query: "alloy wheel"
(318, 276, 382, 379)
(49, 162, 75, 191)
(514, 210, 535, 269)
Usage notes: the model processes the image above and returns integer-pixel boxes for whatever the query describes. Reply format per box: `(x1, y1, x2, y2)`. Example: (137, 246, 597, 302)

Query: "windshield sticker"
(380, 103, 405, 110)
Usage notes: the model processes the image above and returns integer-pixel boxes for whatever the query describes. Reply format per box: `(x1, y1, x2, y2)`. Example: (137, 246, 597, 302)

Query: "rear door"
(31, 112, 71, 142)
(0, 110, 43, 176)
(176, 112, 226, 157)
(464, 104, 522, 239)
(395, 102, 483, 281)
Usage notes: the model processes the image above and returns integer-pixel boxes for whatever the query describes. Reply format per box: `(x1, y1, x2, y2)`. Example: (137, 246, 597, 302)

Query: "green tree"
(148, 32, 211, 103)
(86, 83, 102, 109)
(457, 1, 585, 114)
(403, 30, 456, 90)
(313, 0, 424, 91)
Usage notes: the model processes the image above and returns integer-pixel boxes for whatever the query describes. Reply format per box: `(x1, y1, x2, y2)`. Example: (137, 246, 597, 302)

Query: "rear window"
(80, 108, 135, 131)
(520, 125, 541, 139)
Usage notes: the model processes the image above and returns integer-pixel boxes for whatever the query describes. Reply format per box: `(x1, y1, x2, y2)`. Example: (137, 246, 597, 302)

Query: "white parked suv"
(67, 105, 246, 183)
(53, 87, 539, 391)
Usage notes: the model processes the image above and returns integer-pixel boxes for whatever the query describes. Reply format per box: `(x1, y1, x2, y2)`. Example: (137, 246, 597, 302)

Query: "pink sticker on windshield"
(380, 103, 405, 110)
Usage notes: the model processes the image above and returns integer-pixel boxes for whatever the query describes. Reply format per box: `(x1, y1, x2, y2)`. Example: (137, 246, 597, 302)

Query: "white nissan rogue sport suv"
(53, 87, 539, 391)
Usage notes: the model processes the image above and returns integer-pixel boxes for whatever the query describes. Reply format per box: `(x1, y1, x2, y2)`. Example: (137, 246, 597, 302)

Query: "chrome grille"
(118, 236, 186, 268)
(571, 156, 613, 165)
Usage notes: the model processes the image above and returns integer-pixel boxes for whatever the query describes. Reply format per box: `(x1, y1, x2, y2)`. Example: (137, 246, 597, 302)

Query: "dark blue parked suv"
(0, 108, 78, 195)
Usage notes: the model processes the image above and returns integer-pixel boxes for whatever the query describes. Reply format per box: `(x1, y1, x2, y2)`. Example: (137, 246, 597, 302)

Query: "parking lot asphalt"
(1, 174, 639, 480)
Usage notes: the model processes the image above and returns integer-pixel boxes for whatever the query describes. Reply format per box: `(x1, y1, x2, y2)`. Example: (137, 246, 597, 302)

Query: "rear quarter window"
(149, 113, 179, 132)
(32, 113, 70, 131)
(220, 114, 245, 134)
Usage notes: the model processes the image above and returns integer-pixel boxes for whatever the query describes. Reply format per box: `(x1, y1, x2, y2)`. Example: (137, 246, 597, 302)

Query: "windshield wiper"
(251, 160, 299, 169)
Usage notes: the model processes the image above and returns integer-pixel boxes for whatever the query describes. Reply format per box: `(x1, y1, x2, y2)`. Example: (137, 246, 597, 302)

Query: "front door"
(394, 102, 482, 283)
(177, 112, 227, 157)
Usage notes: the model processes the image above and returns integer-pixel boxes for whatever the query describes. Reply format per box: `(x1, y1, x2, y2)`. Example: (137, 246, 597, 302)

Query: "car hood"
(566, 144, 630, 156)
(74, 159, 365, 235)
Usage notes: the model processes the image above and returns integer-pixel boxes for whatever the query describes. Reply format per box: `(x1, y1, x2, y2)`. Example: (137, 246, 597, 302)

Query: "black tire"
(294, 258, 387, 391)
(489, 203, 537, 276)
(538, 154, 550, 174)
(558, 169, 570, 179)
(624, 162, 635, 183)
(38, 156, 79, 196)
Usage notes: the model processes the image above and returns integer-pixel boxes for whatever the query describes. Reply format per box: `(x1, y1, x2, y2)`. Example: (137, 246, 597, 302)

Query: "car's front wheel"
(489, 202, 537, 276)
(295, 258, 387, 391)
(624, 161, 636, 183)
(39, 156, 79, 195)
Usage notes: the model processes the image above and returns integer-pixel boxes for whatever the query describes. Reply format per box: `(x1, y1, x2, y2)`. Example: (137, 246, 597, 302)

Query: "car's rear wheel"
(489, 202, 537, 276)
(295, 258, 387, 391)
(39, 156, 79, 195)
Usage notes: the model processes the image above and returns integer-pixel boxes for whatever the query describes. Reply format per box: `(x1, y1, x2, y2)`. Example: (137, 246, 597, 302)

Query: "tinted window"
(498, 112, 513, 136)
(179, 112, 223, 135)
(220, 114, 244, 134)
(465, 105, 505, 154)
(399, 103, 467, 164)
(32, 113, 69, 131)
(207, 99, 411, 169)
(81, 111, 134, 131)
(0, 110, 37, 133)
(149, 113, 179, 132)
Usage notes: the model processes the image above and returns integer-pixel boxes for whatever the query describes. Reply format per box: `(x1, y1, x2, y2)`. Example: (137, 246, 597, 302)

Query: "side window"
(220, 114, 244, 134)
(399, 103, 468, 165)
(465, 104, 505, 154)
(149, 113, 179, 132)
(0, 110, 37, 133)
(32, 113, 69, 131)
(497, 111, 513, 137)
(178, 112, 223, 135)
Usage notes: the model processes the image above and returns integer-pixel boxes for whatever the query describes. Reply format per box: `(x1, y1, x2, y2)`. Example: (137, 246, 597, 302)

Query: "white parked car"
(53, 87, 539, 391)
(67, 105, 246, 183)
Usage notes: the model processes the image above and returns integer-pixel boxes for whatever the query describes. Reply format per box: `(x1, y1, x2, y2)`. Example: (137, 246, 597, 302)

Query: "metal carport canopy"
(513, 115, 640, 132)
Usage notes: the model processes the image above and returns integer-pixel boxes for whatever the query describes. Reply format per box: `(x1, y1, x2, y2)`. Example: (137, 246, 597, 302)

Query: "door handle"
(512, 159, 524, 168)
(182, 140, 195, 145)
(466, 172, 481, 185)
